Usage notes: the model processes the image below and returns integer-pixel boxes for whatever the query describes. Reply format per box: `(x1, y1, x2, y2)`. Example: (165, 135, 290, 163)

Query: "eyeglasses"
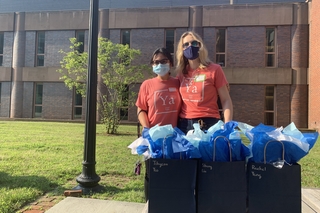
(182, 40, 200, 49)
(152, 59, 169, 66)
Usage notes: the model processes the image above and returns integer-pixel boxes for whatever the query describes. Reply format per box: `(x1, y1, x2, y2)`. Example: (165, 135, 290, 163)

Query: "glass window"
(264, 85, 275, 125)
(34, 83, 43, 118)
(165, 29, 175, 55)
(76, 31, 85, 53)
(265, 28, 276, 67)
(0, 33, 4, 66)
(216, 28, 226, 67)
(36, 32, 45, 66)
(73, 88, 82, 119)
(119, 84, 129, 121)
(0, 82, 2, 106)
(121, 30, 130, 47)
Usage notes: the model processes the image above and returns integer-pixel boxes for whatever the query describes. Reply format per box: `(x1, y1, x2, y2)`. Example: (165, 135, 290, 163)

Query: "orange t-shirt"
(177, 63, 228, 119)
(136, 76, 182, 127)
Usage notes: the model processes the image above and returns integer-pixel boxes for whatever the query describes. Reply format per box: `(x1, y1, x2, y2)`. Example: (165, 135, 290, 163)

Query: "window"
(121, 30, 130, 47)
(265, 28, 276, 67)
(0, 33, 4, 66)
(119, 84, 129, 120)
(34, 83, 43, 118)
(264, 85, 275, 125)
(216, 28, 226, 67)
(165, 29, 175, 55)
(36, 32, 45, 66)
(0, 82, 2, 106)
(73, 88, 82, 119)
(76, 31, 85, 53)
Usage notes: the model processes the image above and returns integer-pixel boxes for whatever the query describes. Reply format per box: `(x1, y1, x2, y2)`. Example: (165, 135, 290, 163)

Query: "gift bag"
(148, 133, 198, 213)
(197, 136, 247, 213)
(247, 140, 301, 213)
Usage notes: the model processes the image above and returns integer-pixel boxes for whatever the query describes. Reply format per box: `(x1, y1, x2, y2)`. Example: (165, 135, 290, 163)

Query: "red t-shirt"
(136, 76, 182, 127)
(177, 63, 228, 119)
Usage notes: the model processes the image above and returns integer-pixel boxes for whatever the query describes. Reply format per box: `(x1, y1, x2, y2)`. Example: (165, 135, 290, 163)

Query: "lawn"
(0, 121, 144, 213)
(0, 121, 319, 213)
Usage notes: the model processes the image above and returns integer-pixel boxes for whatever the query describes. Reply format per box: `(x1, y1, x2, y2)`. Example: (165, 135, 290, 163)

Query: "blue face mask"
(153, 64, 170, 76)
(183, 46, 200, 60)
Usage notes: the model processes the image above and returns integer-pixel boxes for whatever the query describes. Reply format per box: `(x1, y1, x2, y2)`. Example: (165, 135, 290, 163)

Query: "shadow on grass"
(0, 171, 58, 191)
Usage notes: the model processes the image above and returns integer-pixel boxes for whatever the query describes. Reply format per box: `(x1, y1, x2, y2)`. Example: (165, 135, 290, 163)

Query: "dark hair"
(149, 48, 174, 66)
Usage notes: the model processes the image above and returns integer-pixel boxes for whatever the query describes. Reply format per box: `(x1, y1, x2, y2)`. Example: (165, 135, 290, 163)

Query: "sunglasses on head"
(182, 40, 200, 48)
(152, 59, 169, 66)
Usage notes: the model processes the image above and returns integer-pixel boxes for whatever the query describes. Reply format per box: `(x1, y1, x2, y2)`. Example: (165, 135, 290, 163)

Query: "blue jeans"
(177, 117, 220, 134)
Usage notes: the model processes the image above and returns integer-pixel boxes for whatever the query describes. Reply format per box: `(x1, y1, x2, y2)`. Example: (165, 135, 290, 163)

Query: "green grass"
(0, 121, 319, 213)
(0, 121, 145, 213)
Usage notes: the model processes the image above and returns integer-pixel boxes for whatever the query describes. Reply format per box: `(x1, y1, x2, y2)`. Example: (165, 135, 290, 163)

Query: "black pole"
(74, 0, 102, 194)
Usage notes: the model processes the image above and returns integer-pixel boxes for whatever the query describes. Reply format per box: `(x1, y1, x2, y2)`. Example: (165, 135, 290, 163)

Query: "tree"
(57, 37, 149, 134)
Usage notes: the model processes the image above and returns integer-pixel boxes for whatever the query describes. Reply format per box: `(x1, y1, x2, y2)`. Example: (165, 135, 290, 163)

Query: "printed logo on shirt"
(180, 77, 204, 102)
(153, 89, 179, 114)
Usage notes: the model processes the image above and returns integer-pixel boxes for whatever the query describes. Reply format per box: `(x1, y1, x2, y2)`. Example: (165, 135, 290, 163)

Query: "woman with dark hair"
(135, 47, 182, 202)
(136, 47, 181, 128)
(176, 31, 233, 134)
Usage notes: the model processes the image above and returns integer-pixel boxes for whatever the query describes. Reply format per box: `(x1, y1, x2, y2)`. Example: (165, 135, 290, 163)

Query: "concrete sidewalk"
(45, 188, 320, 213)
(45, 198, 146, 213)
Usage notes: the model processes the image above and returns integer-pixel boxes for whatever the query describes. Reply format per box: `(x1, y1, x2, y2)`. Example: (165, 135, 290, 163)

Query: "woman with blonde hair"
(175, 31, 233, 134)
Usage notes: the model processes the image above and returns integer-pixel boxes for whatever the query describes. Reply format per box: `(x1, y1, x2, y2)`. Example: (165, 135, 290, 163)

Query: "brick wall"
(0, 0, 304, 13)
(25, 32, 36, 67)
(309, 1, 320, 130)
(277, 26, 291, 68)
(3, 32, 13, 67)
(131, 29, 164, 65)
(276, 85, 291, 126)
(42, 83, 73, 119)
(0, 82, 11, 117)
(290, 85, 308, 128)
(45, 31, 75, 67)
(291, 25, 309, 68)
(230, 84, 265, 126)
(203, 28, 216, 62)
(22, 82, 34, 118)
(227, 27, 265, 68)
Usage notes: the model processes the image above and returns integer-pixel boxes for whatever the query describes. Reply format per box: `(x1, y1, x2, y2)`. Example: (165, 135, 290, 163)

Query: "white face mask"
(152, 64, 170, 76)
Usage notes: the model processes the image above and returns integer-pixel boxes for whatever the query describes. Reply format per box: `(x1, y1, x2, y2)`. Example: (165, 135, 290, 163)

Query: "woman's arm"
(137, 107, 150, 128)
(217, 84, 233, 123)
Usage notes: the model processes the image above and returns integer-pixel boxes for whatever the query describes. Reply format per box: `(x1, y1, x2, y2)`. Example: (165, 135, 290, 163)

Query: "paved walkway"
(17, 188, 320, 213)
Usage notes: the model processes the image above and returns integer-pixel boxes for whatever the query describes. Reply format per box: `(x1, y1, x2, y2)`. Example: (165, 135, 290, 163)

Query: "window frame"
(165, 29, 175, 56)
(0, 82, 2, 107)
(0, 32, 4, 66)
(73, 87, 83, 120)
(121, 30, 131, 47)
(119, 84, 129, 121)
(264, 85, 276, 126)
(215, 28, 226, 67)
(33, 83, 43, 118)
(35, 31, 45, 67)
(265, 27, 277, 68)
(75, 30, 85, 53)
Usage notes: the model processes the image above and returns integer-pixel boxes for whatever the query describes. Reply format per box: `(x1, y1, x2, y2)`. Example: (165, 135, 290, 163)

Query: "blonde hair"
(176, 31, 212, 75)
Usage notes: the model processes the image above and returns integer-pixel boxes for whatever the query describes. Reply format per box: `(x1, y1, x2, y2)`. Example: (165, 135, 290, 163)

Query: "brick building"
(0, 0, 318, 130)
(309, 0, 320, 130)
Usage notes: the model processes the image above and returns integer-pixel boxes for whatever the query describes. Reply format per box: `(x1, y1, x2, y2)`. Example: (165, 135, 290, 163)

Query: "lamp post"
(73, 0, 102, 194)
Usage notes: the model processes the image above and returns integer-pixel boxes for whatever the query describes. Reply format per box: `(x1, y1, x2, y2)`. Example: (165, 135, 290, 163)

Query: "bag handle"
(162, 134, 173, 159)
(213, 136, 232, 162)
(263, 140, 285, 164)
